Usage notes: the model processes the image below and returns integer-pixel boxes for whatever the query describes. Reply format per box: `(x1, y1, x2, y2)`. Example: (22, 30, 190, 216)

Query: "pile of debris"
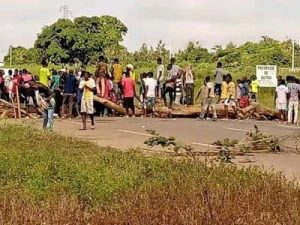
(0, 99, 38, 119)
(0, 96, 278, 121)
(94, 96, 279, 121)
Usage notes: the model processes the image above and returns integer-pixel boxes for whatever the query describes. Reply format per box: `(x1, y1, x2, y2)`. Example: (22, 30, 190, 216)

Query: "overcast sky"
(0, 0, 299, 60)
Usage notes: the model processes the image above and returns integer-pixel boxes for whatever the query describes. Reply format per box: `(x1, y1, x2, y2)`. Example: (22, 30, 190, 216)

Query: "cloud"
(0, 0, 299, 60)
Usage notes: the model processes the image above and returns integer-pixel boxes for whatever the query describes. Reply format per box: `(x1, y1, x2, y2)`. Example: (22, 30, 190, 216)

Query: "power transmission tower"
(60, 5, 73, 19)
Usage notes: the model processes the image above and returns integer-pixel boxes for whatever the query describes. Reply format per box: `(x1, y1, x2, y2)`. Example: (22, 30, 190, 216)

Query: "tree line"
(3, 15, 300, 76)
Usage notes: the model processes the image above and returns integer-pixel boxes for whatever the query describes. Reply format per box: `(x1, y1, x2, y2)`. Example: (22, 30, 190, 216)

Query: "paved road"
(53, 118, 300, 180)
(54, 118, 299, 149)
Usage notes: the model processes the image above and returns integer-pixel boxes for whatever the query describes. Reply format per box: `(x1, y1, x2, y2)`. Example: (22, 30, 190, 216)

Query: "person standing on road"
(275, 79, 289, 122)
(144, 72, 157, 117)
(223, 74, 237, 120)
(170, 58, 182, 104)
(139, 73, 148, 109)
(122, 71, 136, 117)
(111, 58, 123, 101)
(183, 65, 195, 106)
(127, 64, 136, 82)
(199, 76, 217, 121)
(0, 70, 4, 100)
(39, 59, 51, 88)
(250, 75, 259, 102)
(195, 79, 208, 108)
(95, 55, 108, 98)
(287, 76, 300, 125)
(163, 64, 177, 109)
(214, 62, 224, 103)
(79, 72, 96, 130)
(156, 57, 165, 99)
(239, 76, 250, 108)
(61, 70, 77, 119)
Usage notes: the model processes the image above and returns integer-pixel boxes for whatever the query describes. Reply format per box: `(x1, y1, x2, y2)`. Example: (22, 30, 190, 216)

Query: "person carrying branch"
(41, 89, 56, 132)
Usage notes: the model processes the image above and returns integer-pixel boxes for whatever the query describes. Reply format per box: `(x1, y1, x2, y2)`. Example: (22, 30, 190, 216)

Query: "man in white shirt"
(156, 57, 164, 98)
(275, 79, 289, 122)
(144, 72, 157, 117)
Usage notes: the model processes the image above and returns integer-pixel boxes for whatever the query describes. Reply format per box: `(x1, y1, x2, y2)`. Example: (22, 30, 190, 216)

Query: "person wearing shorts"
(79, 72, 96, 130)
(275, 79, 288, 122)
(144, 72, 157, 117)
(223, 74, 237, 120)
(199, 76, 217, 121)
(122, 71, 136, 117)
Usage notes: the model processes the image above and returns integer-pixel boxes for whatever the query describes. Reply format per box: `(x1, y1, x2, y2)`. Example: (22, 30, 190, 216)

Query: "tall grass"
(0, 121, 299, 224)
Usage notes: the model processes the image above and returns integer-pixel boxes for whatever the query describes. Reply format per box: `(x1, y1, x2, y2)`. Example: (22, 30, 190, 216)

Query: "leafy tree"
(34, 16, 128, 65)
(176, 41, 212, 64)
(4, 46, 41, 65)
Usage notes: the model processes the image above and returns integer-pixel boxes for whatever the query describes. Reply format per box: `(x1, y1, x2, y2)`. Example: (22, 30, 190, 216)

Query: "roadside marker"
(118, 129, 152, 137)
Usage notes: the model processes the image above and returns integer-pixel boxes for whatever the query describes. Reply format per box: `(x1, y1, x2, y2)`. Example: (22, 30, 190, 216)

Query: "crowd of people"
(0, 57, 299, 130)
(276, 75, 300, 125)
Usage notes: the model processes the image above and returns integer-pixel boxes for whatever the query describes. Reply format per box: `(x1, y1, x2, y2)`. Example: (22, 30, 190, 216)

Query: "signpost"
(256, 65, 277, 87)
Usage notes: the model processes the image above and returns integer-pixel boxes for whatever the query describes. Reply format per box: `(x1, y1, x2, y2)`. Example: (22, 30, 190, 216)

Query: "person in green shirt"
(39, 60, 51, 87)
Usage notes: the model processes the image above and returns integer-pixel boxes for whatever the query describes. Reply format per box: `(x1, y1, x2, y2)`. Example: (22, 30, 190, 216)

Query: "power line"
(60, 5, 73, 19)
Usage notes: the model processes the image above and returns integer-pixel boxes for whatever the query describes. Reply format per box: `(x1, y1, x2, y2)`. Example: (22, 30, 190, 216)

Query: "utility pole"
(292, 39, 295, 72)
(169, 42, 172, 60)
(60, 5, 73, 19)
(9, 45, 12, 67)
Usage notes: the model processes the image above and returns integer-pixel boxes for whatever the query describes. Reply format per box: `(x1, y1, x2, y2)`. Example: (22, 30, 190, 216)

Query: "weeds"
(0, 122, 299, 224)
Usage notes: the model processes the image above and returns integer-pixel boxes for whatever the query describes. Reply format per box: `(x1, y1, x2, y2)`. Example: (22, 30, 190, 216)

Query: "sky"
(0, 0, 299, 60)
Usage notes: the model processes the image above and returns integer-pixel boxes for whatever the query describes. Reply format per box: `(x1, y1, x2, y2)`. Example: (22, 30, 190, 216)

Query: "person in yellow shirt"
(220, 75, 228, 102)
(127, 64, 136, 82)
(250, 75, 259, 102)
(112, 58, 123, 100)
(224, 74, 237, 120)
(79, 71, 96, 130)
(39, 60, 51, 87)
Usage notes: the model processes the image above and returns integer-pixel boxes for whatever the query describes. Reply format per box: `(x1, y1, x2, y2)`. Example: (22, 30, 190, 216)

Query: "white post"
(292, 40, 295, 72)
(169, 42, 172, 60)
(9, 45, 12, 67)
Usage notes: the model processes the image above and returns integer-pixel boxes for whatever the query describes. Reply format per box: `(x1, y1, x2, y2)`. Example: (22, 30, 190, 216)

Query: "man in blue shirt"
(61, 70, 77, 119)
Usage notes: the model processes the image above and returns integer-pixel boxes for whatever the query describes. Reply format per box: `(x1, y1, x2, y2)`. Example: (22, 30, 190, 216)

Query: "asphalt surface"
(54, 117, 299, 149)
(53, 117, 300, 180)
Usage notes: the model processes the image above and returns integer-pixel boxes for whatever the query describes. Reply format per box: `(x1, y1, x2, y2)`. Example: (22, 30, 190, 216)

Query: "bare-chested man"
(95, 55, 108, 97)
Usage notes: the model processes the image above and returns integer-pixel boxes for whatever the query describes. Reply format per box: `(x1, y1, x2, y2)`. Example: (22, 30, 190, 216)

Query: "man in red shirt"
(122, 71, 136, 117)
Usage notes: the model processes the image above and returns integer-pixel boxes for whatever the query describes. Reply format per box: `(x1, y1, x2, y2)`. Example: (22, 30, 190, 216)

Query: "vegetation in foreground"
(0, 122, 299, 224)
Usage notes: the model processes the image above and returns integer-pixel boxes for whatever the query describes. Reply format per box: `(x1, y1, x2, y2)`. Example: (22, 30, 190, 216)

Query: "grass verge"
(0, 121, 299, 224)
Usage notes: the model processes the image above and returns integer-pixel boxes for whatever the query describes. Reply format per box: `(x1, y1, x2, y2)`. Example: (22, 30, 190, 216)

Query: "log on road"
(93, 96, 127, 115)
(92, 97, 279, 120)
